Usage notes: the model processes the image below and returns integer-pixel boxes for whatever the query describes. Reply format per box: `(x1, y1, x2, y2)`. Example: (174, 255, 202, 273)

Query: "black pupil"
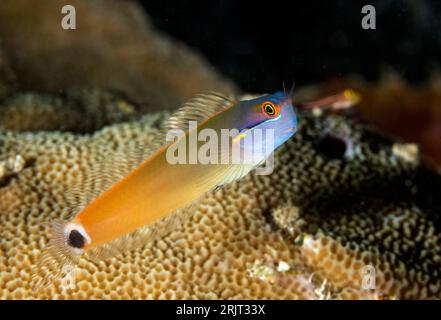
(68, 229, 85, 248)
(265, 104, 274, 114)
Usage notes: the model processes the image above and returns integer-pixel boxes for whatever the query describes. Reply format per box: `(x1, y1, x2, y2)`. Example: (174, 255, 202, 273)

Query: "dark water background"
(141, 0, 441, 92)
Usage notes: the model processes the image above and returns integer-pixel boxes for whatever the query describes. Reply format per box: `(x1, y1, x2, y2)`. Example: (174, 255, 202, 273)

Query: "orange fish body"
(35, 91, 299, 288)
(74, 139, 231, 249)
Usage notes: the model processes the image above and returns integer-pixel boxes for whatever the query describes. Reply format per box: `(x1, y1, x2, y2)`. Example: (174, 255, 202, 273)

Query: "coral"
(0, 0, 238, 111)
(0, 92, 440, 299)
(0, 110, 309, 299)
(0, 90, 140, 133)
(270, 111, 441, 299)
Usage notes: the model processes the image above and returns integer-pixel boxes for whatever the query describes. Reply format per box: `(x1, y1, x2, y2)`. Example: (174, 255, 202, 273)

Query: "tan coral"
(0, 90, 140, 132)
(1, 93, 441, 299)
(267, 110, 441, 300)
(0, 0, 238, 111)
(0, 112, 318, 299)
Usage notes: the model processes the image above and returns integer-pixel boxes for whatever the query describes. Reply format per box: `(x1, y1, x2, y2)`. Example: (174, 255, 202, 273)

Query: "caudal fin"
(32, 220, 82, 292)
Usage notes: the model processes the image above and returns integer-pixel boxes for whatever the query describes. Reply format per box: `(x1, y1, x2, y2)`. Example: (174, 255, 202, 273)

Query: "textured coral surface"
(0, 106, 304, 299)
(0, 95, 440, 299)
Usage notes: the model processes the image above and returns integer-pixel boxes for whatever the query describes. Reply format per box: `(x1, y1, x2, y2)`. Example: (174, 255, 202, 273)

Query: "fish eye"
(262, 102, 277, 116)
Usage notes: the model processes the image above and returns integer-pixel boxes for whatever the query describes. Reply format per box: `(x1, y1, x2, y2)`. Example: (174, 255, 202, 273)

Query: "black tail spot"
(67, 230, 85, 249)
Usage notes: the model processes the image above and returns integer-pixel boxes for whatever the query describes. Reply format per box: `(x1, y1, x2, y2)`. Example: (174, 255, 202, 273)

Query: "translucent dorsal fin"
(63, 92, 234, 214)
(162, 91, 235, 133)
(63, 142, 158, 215)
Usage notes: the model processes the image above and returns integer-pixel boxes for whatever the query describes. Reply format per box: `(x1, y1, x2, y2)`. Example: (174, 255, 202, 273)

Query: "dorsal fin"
(63, 92, 235, 218)
(63, 141, 161, 216)
(162, 91, 235, 133)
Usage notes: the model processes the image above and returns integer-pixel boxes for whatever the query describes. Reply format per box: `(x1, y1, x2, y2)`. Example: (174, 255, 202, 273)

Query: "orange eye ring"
(262, 102, 278, 117)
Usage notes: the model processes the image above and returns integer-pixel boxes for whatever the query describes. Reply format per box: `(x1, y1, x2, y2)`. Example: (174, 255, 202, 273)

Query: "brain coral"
(0, 90, 440, 300)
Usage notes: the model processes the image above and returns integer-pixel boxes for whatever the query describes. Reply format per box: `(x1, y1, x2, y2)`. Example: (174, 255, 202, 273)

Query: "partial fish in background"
(298, 89, 361, 111)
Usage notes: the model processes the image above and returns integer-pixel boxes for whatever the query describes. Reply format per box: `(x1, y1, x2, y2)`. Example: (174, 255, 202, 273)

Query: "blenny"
(35, 91, 298, 285)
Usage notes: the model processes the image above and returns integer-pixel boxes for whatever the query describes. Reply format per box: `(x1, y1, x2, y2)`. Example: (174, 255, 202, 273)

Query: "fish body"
(73, 92, 297, 249)
(35, 91, 297, 284)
